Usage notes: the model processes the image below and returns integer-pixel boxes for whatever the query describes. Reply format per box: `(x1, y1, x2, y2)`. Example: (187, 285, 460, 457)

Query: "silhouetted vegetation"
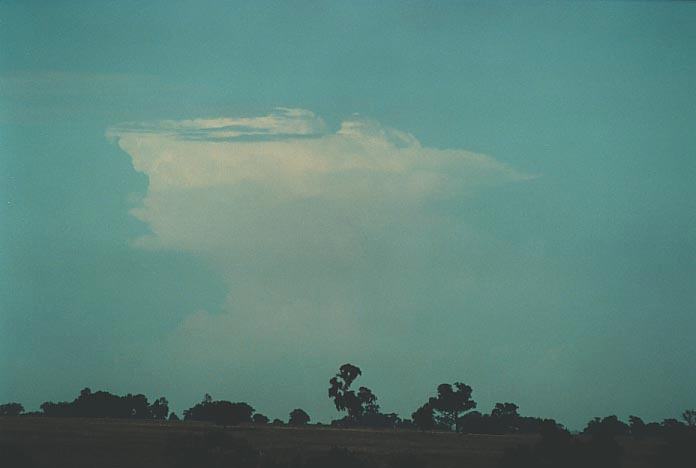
(411, 402, 435, 431)
(0, 403, 24, 416)
(650, 421, 696, 467)
(39, 387, 168, 419)
(2, 364, 694, 468)
(183, 393, 254, 427)
(500, 414, 696, 468)
(289, 408, 310, 426)
(500, 419, 623, 468)
(253, 413, 270, 425)
(328, 364, 375, 425)
(583, 415, 630, 437)
(327, 364, 405, 429)
(411, 382, 477, 432)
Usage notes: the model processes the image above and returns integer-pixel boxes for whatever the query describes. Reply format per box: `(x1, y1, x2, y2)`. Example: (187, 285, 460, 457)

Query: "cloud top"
(108, 107, 327, 141)
(108, 108, 531, 202)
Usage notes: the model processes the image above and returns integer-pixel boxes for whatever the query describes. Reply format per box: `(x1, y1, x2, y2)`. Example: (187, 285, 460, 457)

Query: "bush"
(289, 409, 310, 426)
(0, 403, 24, 416)
(183, 396, 254, 427)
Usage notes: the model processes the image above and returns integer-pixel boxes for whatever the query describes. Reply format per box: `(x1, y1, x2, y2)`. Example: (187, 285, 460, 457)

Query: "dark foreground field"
(0, 417, 660, 468)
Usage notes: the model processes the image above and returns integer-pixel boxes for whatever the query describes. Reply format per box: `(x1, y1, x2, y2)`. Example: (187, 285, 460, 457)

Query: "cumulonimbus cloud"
(107, 108, 532, 254)
(107, 108, 536, 411)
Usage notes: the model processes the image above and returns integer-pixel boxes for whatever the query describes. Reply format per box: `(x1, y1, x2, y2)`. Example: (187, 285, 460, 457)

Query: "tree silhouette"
(491, 402, 519, 419)
(328, 363, 380, 424)
(38, 388, 166, 419)
(501, 420, 623, 468)
(328, 364, 362, 417)
(584, 416, 630, 437)
(253, 413, 269, 425)
(0, 403, 24, 416)
(629, 416, 646, 437)
(183, 394, 254, 427)
(491, 402, 520, 433)
(682, 409, 696, 427)
(150, 397, 169, 420)
(356, 387, 379, 415)
(289, 408, 310, 426)
(428, 383, 476, 432)
(411, 403, 435, 431)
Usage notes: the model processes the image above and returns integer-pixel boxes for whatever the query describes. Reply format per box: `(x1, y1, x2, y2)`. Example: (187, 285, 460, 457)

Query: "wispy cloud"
(108, 108, 327, 141)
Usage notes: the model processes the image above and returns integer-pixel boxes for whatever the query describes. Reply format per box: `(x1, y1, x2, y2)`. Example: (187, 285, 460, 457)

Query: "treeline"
(325, 364, 560, 433)
(36, 387, 169, 419)
(2, 363, 695, 440)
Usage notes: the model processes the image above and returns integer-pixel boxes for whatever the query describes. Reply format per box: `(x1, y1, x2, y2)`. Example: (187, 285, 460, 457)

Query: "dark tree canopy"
(183, 395, 254, 427)
(328, 364, 386, 426)
(411, 403, 435, 431)
(491, 402, 519, 419)
(149, 397, 169, 420)
(328, 364, 362, 417)
(427, 382, 476, 432)
(39, 388, 166, 420)
(253, 413, 269, 425)
(490, 402, 520, 433)
(629, 416, 646, 436)
(0, 402, 24, 416)
(500, 420, 624, 468)
(583, 416, 630, 437)
(289, 408, 310, 426)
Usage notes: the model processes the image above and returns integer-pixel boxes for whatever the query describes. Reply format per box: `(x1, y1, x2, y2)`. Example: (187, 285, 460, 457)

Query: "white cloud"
(108, 108, 533, 406)
(109, 107, 529, 204)
(108, 107, 533, 282)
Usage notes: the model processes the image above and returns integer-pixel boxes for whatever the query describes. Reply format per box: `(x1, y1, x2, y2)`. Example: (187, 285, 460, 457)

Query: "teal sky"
(1, 1, 694, 430)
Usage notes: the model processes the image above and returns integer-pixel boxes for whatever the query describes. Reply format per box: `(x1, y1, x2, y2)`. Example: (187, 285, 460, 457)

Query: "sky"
(1, 1, 695, 430)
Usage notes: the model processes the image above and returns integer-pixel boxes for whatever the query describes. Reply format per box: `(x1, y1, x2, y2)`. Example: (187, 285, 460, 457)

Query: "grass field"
(0, 417, 661, 468)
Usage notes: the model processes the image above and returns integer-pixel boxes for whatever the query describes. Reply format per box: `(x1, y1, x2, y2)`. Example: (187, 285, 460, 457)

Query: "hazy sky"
(1, 1, 695, 430)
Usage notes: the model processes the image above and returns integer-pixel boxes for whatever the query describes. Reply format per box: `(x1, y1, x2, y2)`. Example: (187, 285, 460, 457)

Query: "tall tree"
(328, 363, 380, 424)
(328, 363, 362, 416)
(428, 382, 477, 432)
